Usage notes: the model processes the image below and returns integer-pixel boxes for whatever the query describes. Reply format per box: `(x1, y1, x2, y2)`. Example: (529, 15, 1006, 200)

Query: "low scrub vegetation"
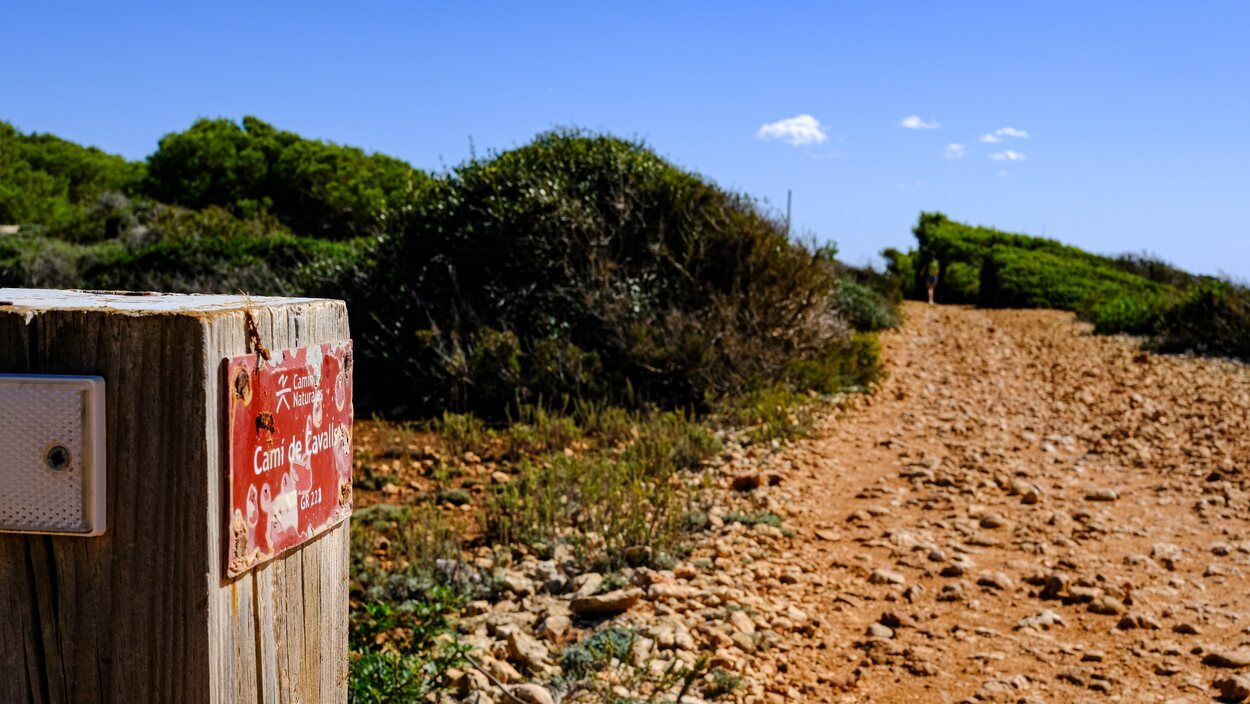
(978, 245, 1168, 312)
(348, 400, 795, 701)
(484, 409, 719, 572)
(1, 118, 890, 416)
(348, 503, 477, 703)
(1154, 281, 1250, 358)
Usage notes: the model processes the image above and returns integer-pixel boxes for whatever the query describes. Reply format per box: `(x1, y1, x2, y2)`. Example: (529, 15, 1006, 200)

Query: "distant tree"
(0, 120, 144, 237)
(144, 116, 429, 239)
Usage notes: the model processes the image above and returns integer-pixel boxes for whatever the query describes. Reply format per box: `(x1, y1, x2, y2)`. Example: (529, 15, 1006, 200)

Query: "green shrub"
(348, 597, 467, 703)
(723, 511, 783, 528)
(503, 404, 584, 457)
(145, 116, 428, 240)
(724, 328, 879, 442)
(904, 212, 1123, 304)
(942, 260, 981, 301)
(0, 121, 145, 238)
(1155, 281, 1250, 358)
(354, 129, 855, 416)
(833, 279, 898, 332)
(783, 332, 880, 394)
(978, 245, 1166, 312)
(0, 232, 122, 288)
(1090, 293, 1164, 335)
(434, 489, 472, 506)
(725, 385, 813, 442)
(83, 232, 363, 295)
(431, 412, 491, 459)
(561, 627, 637, 679)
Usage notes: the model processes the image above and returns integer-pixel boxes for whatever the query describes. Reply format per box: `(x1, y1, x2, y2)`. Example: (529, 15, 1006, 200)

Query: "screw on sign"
(226, 340, 353, 578)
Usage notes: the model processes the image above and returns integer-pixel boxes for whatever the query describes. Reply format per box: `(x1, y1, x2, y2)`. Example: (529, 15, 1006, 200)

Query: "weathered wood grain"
(0, 292, 350, 703)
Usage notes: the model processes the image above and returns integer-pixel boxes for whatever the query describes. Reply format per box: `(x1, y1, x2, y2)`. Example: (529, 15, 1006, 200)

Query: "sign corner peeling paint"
(226, 340, 353, 578)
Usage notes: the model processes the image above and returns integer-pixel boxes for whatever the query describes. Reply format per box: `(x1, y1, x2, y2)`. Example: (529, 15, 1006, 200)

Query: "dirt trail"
(768, 302, 1250, 702)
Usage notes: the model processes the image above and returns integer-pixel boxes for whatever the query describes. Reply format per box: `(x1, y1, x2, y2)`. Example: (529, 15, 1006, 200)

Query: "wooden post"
(0, 289, 350, 704)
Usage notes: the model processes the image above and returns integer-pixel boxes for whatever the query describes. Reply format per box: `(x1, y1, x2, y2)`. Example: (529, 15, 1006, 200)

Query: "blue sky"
(3, 2, 1248, 277)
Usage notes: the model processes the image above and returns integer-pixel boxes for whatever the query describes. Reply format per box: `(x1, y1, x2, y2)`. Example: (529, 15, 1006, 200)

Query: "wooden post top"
(0, 287, 351, 703)
(0, 288, 323, 315)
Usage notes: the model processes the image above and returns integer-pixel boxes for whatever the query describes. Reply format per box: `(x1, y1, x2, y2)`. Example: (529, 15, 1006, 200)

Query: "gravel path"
(767, 302, 1250, 702)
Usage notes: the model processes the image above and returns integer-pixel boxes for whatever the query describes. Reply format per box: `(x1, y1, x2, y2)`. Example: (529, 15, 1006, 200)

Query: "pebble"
(1203, 649, 1250, 669)
(570, 588, 643, 616)
(868, 568, 906, 586)
(509, 683, 555, 704)
(1215, 674, 1250, 702)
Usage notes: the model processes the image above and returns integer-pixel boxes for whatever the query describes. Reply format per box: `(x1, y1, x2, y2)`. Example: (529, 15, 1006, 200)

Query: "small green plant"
(727, 386, 813, 442)
(348, 504, 479, 702)
(504, 403, 584, 457)
(572, 400, 635, 447)
(724, 511, 783, 528)
(560, 627, 638, 680)
(596, 572, 629, 594)
(703, 668, 743, 698)
(434, 488, 472, 506)
(433, 412, 490, 458)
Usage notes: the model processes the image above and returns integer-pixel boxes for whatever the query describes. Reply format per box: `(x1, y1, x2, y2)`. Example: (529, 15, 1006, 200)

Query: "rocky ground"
(384, 302, 1250, 703)
(754, 303, 1250, 702)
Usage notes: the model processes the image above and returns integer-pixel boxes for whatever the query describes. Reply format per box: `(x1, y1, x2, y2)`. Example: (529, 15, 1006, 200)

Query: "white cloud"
(900, 115, 940, 130)
(944, 143, 965, 160)
(990, 150, 1027, 162)
(983, 127, 1028, 143)
(756, 114, 828, 146)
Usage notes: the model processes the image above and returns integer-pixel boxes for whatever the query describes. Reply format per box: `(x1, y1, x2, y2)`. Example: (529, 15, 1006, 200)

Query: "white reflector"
(0, 375, 106, 535)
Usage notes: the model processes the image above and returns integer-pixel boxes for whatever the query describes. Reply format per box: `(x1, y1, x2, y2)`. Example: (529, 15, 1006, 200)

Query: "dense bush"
(1155, 282, 1250, 358)
(888, 212, 1182, 334)
(0, 121, 145, 239)
(85, 232, 364, 295)
(145, 116, 429, 239)
(1108, 252, 1200, 289)
(0, 217, 361, 296)
(900, 212, 1110, 304)
(1089, 293, 1164, 336)
(978, 246, 1167, 312)
(832, 279, 899, 332)
(353, 130, 858, 415)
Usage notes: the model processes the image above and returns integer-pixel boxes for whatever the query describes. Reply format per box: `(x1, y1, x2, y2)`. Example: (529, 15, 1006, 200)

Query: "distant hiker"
(926, 259, 940, 305)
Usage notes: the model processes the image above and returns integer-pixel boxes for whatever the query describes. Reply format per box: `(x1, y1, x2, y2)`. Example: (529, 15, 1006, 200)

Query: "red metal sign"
(225, 341, 353, 578)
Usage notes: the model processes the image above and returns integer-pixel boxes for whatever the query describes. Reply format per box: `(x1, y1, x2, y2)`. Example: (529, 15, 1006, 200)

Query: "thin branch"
(461, 652, 530, 704)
